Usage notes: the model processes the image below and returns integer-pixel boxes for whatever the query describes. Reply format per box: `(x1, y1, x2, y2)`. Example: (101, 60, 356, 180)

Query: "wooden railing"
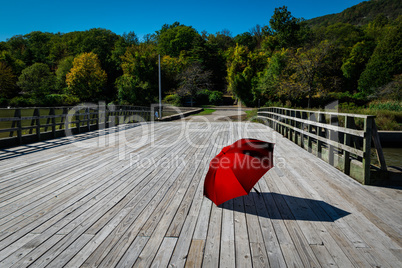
(258, 107, 386, 185)
(0, 104, 152, 148)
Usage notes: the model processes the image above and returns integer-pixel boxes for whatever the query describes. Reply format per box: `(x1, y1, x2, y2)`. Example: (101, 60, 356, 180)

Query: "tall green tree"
(341, 40, 376, 90)
(117, 43, 159, 105)
(358, 16, 402, 95)
(254, 49, 288, 103)
(157, 23, 200, 56)
(55, 56, 74, 91)
(0, 62, 18, 98)
(268, 6, 310, 49)
(280, 41, 334, 107)
(17, 63, 56, 98)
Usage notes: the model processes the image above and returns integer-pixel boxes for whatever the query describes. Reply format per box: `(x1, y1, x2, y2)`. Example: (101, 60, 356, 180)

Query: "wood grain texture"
(0, 121, 400, 267)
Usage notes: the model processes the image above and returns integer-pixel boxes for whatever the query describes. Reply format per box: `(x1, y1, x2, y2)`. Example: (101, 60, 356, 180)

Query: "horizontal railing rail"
(258, 107, 386, 185)
(0, 105, 152, 148)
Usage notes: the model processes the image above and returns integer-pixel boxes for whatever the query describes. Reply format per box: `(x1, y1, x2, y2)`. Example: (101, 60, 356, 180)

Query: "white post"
(158, 54, 162, 119)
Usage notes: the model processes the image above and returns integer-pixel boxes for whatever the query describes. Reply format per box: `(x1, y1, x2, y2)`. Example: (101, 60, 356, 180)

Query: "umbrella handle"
(253, 187, 261, 195)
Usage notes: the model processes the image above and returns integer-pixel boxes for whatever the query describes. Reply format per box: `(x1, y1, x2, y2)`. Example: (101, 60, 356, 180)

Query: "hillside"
(307, 0, 402, 27)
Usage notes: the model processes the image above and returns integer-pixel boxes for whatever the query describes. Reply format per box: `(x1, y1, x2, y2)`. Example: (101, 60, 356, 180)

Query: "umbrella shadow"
(221, 192, 350, 222)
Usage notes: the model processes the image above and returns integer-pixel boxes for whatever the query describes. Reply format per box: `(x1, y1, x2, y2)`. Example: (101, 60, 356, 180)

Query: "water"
(382, 147, 402, 168)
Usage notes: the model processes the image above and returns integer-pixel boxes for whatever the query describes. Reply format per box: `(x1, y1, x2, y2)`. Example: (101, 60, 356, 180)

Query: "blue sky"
(0, 0, 364, 42)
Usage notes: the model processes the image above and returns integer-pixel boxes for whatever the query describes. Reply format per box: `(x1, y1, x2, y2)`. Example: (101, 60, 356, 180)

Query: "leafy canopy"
(66, 52, 107, 101)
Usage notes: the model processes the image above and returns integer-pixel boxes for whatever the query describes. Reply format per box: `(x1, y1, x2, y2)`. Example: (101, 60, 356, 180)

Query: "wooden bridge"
(0, 119, 401, 267)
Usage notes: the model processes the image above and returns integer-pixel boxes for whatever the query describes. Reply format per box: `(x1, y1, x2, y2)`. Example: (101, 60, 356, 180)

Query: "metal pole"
(158, 54, 162, 119)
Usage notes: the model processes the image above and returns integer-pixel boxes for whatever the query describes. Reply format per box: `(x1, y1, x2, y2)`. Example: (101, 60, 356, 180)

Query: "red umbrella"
(204, 138, 274, 206)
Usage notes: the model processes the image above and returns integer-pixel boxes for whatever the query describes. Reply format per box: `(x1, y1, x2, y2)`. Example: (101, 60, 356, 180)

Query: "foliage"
(0, 62, 18, 98)
(177, 63, 212, 106)
(268, 6, 310, 49)
(116, 74, 152, 105)
(358, 17, 402, 95)
(55, 56, 74, 91)
(254, 49, 288, 102)
(43, 94, 80, 106)
(66, 52, 107, 101)
(279, 41, 335, 107)
(17, 63, 56, 98)
(208, 91, 224, 105)
(9, 96, 36, 107)
(0, 1, 400, 122)
(341, 40, 376, 82)
(368, 100, 402, 112)
(226, 44, 267, 106)
(163, 94, 182, 106)
(157, 23, 200, 57)
(337, 101, 402, 130)
(119, 43, 159, 105)
(307, 0, 402, 27)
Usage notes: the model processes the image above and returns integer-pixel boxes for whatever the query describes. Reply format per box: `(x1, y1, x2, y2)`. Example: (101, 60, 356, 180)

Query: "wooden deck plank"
(0, 121, 400, 268)
(150, 237, 177, 267)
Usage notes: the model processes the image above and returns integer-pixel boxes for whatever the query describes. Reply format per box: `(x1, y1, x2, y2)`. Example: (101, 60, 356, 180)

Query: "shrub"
(368, 100, 402, 112)
(163, 94, 182, 106)
(208, 91, 223, 105)
(43, 94, 80, 106)
(9, 96, 36, 107)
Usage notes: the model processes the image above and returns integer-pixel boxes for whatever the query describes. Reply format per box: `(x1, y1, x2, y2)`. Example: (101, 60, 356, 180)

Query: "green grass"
(245, 109, 258, 120)
(337, 101, 402, 130)
(191, 108, 216, 116)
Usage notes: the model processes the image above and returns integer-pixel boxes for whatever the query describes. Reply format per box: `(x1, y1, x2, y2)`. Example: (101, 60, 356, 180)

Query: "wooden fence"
(0, 105, 152, 148)
(258, 107, 386, 185)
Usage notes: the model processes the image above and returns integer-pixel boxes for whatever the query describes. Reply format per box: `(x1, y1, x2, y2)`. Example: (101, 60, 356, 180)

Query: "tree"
(111, 31, 139, 71)
(341, 40, 376, 89)
(66, 52, 107, 101)
(157, 23, 200, 56)
(116, 74, 151, 105)
(17, 63, 56, 98)
(280, 41, 334, 107)
(254, 49, 288, 103)
(24, 31, 53, 65)
(0, 62, 18, 98)
(177, 63, 212, 106)
(118, 43, 159, 105)
(268, 6, 309, 48)
(55, 56, 74, 91)
(358, 17, 402, 95)
(226, 44, 267, 106)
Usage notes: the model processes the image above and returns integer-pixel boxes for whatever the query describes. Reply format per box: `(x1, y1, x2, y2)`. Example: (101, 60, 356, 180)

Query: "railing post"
(51, 108, 56, 138)
(76, 108, 81, 134)
(16, 109, 22, 145)
(86, 107, 90, 131)
(343, 116, 352, 175)
(362, 116, 373, 184)
(307, 112, 314, 153)
(35, 108, 40, 141)
(9, 109, 18, 138)
(328, 115, 337, 166)
(316, 113, 325, 158)
(62, 108, 68, 130)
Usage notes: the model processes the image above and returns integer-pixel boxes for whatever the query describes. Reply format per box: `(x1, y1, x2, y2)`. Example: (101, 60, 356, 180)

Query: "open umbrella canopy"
(204, 138, 274, 206)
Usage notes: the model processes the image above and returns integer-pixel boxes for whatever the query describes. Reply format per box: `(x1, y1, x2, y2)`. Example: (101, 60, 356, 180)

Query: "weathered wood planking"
(0, 121, 401, 267)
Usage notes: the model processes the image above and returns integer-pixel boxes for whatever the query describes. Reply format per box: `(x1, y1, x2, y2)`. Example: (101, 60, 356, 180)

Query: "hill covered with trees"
(307, 0, 402, 27)
(0, 2, 401, 110)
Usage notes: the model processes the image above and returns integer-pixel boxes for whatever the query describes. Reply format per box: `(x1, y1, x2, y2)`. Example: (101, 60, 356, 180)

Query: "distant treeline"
(0, 4, 401, 108)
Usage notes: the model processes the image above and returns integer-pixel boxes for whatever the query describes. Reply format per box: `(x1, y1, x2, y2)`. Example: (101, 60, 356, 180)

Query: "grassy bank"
(338, 101, 402, 131)
(191, 108, 216, 116)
